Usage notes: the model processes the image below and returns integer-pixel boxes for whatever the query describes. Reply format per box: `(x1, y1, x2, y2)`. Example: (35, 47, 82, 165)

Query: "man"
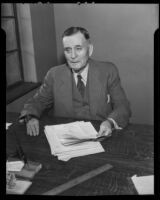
(19, 27, 131, 137)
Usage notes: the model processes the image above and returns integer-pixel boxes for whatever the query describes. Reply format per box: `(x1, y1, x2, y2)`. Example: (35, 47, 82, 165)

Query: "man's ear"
(89, 43, 93, 57)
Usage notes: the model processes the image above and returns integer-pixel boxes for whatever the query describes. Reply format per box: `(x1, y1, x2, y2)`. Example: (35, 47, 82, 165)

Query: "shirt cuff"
(18, 114, 39, 123)
(107, 118, 122, 130)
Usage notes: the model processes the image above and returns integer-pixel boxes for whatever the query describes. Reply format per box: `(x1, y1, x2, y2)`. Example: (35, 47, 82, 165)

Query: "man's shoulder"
(47, 63, 68, 74)
(90, 59, 117, 71)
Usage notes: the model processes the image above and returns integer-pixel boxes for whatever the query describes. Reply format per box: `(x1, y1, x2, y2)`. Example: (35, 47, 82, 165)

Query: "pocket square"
(107, 94, 110, 103)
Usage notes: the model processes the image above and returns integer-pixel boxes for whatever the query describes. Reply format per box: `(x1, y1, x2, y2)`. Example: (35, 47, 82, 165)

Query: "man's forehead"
(63, 32, 87, 46)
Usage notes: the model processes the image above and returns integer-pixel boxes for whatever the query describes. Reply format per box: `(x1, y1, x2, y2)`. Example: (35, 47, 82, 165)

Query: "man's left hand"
(97, 120, 113, 137)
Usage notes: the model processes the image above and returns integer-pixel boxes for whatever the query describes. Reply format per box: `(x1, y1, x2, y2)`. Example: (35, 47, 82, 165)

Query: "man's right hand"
(26, 118, 39, 136)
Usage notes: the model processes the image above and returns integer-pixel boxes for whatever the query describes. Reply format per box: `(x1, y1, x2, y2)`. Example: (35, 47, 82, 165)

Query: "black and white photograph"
(3, 3, 159, 195)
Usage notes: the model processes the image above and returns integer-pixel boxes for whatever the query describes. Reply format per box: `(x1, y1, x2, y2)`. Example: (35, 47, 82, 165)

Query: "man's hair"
(62, 27, 90, 40)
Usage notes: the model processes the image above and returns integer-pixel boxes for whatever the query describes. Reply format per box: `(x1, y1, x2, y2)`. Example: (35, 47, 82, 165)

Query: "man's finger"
(35, 123, 39, 136)
(26, 119, 39, 136)
(98, 125, 112, 137)
(97, 127, 103, 136)
(102, 130, 112, 137)
(99, 129, 110, 137)
(97, 126, 106, 137)
(27, 123, 35, 136)
(33, 120, 39, 136)
(32, 123, 39, 136)
(27, 124, 33, 136)
(31, 124, 36, 136)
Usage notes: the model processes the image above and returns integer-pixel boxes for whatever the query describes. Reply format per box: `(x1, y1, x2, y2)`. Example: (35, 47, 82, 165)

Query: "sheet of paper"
(131, 175, 154, 195)
(57, 144, 104, 161)
(6, 123, 12, 130)
(6, 161, 24, 172)
(7, 179, 32, 194)
(44, 121, 105, 161)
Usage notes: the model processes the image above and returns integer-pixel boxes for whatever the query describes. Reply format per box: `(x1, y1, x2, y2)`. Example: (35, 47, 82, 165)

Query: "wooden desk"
(6, 112, 154, 195)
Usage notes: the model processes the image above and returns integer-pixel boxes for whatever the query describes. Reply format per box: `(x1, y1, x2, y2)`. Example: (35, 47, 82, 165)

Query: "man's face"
(62, 32, 93, 72)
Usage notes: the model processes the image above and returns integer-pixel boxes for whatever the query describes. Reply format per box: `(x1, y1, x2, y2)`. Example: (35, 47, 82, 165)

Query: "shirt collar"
(72, 64, 89, 85)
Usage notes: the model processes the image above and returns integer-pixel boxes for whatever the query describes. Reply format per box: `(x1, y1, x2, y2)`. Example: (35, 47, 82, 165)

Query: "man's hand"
(97, 120, 113, 137)
(26, 118, 39, 136)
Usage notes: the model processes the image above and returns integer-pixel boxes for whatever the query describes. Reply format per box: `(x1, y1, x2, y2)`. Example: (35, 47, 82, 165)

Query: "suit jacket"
(20, 59, 131, 128)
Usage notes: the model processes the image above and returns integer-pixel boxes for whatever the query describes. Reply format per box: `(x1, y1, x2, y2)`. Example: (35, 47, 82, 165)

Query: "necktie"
(77, 74, 85, 97)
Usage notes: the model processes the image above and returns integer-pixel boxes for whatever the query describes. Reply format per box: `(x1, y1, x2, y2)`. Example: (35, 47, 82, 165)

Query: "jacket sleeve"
(20, 69, 54, 119)
(107, 64, 131, 128)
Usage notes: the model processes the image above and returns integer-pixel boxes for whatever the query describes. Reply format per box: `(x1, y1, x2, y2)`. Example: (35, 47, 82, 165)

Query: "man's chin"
(69, 64, 82, 71)
(68, 63, 88, 72)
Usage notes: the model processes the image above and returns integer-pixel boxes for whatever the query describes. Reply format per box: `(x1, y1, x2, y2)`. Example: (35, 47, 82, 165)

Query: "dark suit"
(20, 59, 131, 128)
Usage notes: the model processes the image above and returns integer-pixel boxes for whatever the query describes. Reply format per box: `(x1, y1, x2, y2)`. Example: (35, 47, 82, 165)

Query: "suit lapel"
(57, 60, 103, 118)
(58, 65, 74, 117)
(88, 59, 102, 117)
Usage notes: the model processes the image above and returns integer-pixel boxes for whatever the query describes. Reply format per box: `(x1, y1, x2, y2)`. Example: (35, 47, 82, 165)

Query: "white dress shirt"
(73, 64, 89, 86)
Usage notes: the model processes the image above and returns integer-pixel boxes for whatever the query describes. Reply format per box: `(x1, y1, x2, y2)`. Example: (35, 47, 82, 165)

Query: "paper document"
(44, 121, 105, 161)
(131, 175, 154, 195)
(7, 179, 32, 194)
(6, 123, 12, 130)
(6, 161, 24, 172)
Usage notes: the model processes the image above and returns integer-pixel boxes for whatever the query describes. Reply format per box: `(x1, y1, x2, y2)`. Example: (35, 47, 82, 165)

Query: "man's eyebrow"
(64, 45, 83, 49)
(75, 45, 83, 47)
(64, 47, 71, 50)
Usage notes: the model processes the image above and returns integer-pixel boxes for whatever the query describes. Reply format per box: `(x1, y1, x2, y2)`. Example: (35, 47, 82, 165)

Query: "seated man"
(19, 27, 131, 137)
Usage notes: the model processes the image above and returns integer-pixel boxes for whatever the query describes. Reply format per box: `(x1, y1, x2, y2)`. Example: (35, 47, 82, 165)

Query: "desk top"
(6, 112, 154, 195)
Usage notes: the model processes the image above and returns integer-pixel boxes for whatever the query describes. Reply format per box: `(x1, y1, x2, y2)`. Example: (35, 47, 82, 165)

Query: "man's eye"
(65, 49, 71, 53)
(76, 47, 82, 51)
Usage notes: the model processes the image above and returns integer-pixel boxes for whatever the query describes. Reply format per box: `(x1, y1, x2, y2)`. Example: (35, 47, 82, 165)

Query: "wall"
(17, 3, 58, 82)
(7, 3, 58, 112)
(30, 3, 57, 81)
(53, 4, 158, 125)
(17, 3, 37, 82)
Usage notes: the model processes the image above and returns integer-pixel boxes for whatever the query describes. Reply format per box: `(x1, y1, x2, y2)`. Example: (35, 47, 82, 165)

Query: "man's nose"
(71, 50, 77, 59)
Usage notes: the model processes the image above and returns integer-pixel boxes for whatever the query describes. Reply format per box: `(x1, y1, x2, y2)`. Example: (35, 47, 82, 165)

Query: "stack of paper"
(7, 179, 32, 194)
(6, 160, 24, 172)
(44, 121, 105, 161)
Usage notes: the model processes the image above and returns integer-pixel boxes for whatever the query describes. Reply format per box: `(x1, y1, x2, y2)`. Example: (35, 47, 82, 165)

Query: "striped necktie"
(77, 74, 85, 97)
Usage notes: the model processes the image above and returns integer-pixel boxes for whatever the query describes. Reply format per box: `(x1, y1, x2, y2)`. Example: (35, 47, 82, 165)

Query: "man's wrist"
(19, 114, 39, 123)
